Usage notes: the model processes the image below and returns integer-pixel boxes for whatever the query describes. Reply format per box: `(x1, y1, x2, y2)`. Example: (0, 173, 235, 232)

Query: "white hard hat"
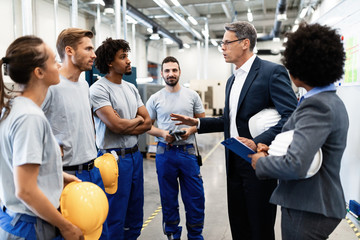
(268, 130, 322, 178)
(248, 108, 281, 138)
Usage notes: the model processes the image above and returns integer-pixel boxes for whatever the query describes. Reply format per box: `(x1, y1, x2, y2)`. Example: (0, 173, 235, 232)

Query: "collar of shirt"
(298, 84, 336, 106)
(234, 54, 256, 76)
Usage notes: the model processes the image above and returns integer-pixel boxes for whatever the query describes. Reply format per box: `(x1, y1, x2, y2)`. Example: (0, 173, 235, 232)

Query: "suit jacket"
(199, 56, 297, 168)
(256, 91, 349, 219)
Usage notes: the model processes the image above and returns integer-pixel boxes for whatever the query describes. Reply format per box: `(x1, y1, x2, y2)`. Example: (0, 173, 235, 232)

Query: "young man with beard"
(89, 38, 151, 240)
(146, 56, 205, 240)
(41, 28, 109, 239)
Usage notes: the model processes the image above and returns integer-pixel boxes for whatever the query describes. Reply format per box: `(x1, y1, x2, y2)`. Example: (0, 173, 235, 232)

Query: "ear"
(33, 67, 44, 79)
(243, 39, 250, 50)
(64, 46, 74, 56)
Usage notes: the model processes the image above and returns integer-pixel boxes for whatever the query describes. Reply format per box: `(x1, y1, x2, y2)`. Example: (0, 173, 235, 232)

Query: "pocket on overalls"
(187, 147, 196, 156)
(156, 145, 165, 155)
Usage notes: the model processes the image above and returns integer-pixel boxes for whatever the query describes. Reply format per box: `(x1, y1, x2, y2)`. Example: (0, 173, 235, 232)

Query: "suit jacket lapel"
(224, 75, 235, 117)
(237, 56, 260, 111)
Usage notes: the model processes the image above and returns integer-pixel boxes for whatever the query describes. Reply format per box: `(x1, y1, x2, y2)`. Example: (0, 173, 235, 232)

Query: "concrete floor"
(139, 132, 358, 240)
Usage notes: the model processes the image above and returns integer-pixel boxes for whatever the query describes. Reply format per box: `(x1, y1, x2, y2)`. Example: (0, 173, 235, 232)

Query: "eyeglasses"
(220, 38, 246, 47)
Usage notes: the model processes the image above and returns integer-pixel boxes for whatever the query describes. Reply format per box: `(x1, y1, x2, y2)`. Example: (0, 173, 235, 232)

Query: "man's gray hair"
(224, 21, 257, 52)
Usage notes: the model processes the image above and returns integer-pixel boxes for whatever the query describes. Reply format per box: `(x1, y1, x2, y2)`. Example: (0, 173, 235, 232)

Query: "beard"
(124, 65, 132, 75)
(124, 71, 132, 76)
(165, 77, 179, 87)
(73, 55, 93, 71)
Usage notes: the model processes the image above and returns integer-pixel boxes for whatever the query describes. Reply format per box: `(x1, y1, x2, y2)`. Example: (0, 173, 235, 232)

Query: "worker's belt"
(62, 159, 95, 171)
(158, 142, 194, 151)
(101, 145, 139, 158)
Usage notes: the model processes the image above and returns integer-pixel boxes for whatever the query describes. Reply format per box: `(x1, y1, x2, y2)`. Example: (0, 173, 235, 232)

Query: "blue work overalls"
(156, 142, 205, 240)
(98, 146, 144, 240)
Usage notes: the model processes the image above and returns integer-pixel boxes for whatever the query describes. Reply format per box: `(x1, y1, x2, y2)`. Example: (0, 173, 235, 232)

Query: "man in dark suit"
(171, 21, 297, 240)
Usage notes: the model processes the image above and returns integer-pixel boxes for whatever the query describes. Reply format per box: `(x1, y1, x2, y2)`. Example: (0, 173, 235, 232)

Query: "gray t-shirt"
(146, 87, 204, 145)
(0, 97, 63, 216)
(42, 75, 97, 166)
(90, 77, 144, 149)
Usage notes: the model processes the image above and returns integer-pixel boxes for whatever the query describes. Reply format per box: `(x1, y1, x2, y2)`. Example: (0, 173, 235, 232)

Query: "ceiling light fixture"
(170, 0, 181, 7)
(183, 43, 190, 49)
(277, 12, 287, 21)
(164, 38, 174, 44)
(188, 16, 198, 26)
(292, 24, 299, 32)
(247, 9, 253, 22)
(87, 0, 105, 6)
(103, 7, 114, 15)
(150, 33, 160, 40)
(201, 29, 209, 38)
(210, 39, 218, 47)
(150, 27, 161, 40)
(273, 37, 280, 42)
(299, 7, 309, 18)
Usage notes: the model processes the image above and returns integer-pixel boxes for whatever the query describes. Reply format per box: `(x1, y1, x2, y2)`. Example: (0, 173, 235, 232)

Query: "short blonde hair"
(56, 28, 93, 60)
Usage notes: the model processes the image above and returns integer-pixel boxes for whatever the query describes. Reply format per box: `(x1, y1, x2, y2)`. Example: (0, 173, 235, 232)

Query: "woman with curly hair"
(250, 23, 349, 240)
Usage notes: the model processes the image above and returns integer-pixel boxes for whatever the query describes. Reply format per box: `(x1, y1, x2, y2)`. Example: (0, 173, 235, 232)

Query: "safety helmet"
(248, 108, 281, 138)
(95, 153, 119, 194)
(268, 130, 323, 178)
(60, 182, 109, 240)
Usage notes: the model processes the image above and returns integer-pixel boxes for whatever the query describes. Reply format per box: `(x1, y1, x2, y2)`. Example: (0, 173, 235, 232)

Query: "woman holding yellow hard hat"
(0, 36, 83, 239)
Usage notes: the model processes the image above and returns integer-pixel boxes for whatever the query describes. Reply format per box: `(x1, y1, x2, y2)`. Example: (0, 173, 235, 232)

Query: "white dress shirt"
(229, 54, 256, 138)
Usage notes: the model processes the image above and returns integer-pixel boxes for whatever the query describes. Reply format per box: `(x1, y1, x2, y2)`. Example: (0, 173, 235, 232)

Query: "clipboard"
(221, 137, 255, 163)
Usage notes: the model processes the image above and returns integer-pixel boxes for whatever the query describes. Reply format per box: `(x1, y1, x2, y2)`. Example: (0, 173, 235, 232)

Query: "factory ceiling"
(59, 0, 321, 47)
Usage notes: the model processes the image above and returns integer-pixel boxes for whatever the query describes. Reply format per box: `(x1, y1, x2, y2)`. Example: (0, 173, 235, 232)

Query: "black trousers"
(227, 152, 277, 240)
(281, 207, 341, 240)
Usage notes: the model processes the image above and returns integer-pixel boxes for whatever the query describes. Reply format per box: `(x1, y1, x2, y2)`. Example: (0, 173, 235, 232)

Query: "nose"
(91, 51, 96, 59)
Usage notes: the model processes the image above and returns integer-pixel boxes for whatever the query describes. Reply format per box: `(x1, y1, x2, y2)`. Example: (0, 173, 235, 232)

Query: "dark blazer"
(199, 56, 297, 166)
(256, 91, 349, 219)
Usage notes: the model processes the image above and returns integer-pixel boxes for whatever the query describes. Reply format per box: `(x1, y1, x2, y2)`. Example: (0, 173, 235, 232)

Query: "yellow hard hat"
(95, 153, 119, 194)
(60, 182, 109, 240)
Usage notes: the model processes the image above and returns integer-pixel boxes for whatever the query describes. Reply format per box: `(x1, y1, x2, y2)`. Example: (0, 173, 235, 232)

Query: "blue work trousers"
(156, 143, 205, 240)
(98, 149, 144, 240)
(0, 208, 58, 240)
